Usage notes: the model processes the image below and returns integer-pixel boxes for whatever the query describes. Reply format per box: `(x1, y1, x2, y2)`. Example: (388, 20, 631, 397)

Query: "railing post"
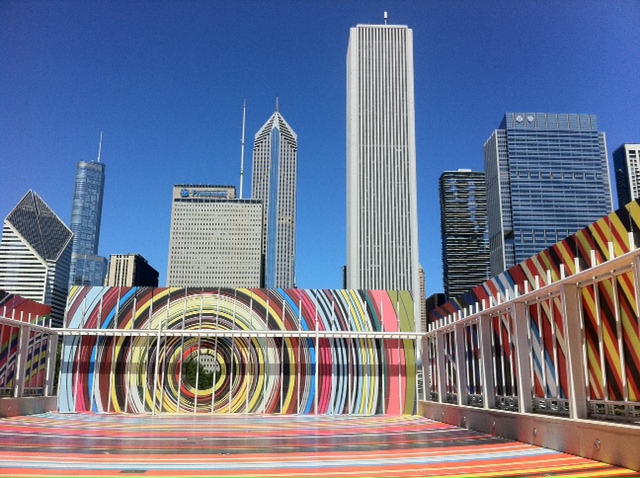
(454, 322, 468, 406)
(435, 329, 446, 404)
(511, 301, 533, 413)
(562, 283, 588, 419)
(44, 332, 59, 396)
(479, 314, 495, 409)
(13, 325, 31, 397)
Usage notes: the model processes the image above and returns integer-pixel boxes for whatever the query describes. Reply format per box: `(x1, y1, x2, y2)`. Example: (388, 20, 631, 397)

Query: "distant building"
(252, 105, 298, 288)
(439, 170, 490, 301)
(69, 156, 108, 287)
(167, 185, 263, 288)
(346, 21, 421, 328)
(425, 293, 446, 327)
(484, 112, 613, 275)
(613, 144, 640, 207)
(0, 191, 73, 326)
(106, 254, 159, 287)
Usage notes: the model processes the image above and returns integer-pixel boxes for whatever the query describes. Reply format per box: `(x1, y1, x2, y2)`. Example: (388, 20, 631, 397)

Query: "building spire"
(97, 131, 103, 162)
(275, 96, 279, 113)
(239, 100, 247, 199)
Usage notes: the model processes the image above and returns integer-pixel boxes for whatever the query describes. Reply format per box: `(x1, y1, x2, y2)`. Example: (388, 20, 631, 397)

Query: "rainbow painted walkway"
(0, 413, 637, 477)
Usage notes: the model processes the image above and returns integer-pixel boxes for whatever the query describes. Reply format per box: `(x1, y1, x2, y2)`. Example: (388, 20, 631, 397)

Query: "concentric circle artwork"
(60, 287, 417, 415)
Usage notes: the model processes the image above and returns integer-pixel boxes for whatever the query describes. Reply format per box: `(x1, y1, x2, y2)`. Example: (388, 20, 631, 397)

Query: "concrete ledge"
(420, 401, 640, 472)
(0, 397, 57, 417)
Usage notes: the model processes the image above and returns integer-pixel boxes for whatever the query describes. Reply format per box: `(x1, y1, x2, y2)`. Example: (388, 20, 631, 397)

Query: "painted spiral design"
(60, 287, 417, 415)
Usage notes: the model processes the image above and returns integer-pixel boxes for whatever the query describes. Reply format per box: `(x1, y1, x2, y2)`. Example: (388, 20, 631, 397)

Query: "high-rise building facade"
(346, 22, 420, 325)
(484, 112, 613, 275)
(69, 158, 107, 287)
(106, 254, 159, 287)
(613, 143, 640, 207)
(439, 170, 490, 300)
(252, 107, 298, 288)
(167, 185, 263, 288)
(0, 191, 73, 326)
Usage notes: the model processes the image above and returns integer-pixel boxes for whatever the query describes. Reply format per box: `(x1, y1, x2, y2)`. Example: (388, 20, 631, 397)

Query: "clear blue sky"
(2, 1, 639, 295)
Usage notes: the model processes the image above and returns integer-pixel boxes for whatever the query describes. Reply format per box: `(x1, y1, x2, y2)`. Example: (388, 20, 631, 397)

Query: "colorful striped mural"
(430, 199, 640, 413)
(59, 287, 417, 415)
(0, 291, 52, 397)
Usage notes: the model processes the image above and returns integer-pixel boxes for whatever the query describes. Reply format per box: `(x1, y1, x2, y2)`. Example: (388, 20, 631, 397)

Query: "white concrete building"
(346, 21, 421, 329)
(167, 185, 263, 288)
(0, 190, 73, 326)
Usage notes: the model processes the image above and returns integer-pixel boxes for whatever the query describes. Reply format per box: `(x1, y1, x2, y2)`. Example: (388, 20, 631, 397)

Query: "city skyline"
(2, 1, 639, 295)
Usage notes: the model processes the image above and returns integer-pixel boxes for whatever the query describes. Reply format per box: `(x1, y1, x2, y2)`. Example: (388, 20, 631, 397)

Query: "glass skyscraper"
(439, 170, 490, 300)
(0, 191, 73, 326)
(346, 22, 420, 322)
(69, 159, 107, 287)
(252, 107, 297, 289)
(484, 112, 613, 275)
(613, 144, 640, 207)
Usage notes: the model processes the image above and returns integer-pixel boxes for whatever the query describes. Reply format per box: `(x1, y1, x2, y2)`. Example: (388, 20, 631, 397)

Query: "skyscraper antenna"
(97, 131, 103, 162)
(276, 96, 279, 113)
(384, 11, 388, 25)
(239, 101, 247, 199)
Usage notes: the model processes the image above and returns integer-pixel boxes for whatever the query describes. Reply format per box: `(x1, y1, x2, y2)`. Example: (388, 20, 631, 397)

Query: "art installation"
(60, 288, 417, 415)
(431, 199, 640, 407)
(0, 291, 51, 397)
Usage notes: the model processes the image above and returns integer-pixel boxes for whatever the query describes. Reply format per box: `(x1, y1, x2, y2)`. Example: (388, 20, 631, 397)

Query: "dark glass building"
(484, 113, 613, 275)
(439, 170, 491, 301)
(613, 144, 640, 208)
(69, 158, 107, 287)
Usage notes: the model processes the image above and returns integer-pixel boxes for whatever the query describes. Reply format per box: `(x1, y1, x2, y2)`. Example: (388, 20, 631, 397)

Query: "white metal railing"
(0, 315, 58, 399)
(424, 247, 640, 424)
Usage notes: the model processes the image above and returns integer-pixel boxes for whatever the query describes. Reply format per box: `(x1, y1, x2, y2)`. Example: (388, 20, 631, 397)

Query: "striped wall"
(59, 287, 417, 415)
(430, 199, 640, 411)
(0, 291, 52, 397)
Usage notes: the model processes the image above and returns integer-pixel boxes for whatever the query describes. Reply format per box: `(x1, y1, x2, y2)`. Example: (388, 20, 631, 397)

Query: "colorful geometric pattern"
(0, 413, 637, 478)
(0, 291, 52, 397)
(430, 199, 640, 410)
(60, 287, 417, 415)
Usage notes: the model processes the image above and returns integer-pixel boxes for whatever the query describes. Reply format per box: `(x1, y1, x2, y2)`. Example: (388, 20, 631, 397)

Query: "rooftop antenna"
(384, 11, 388, 25)
(239, 101, 247, 199)
(97, 131, 103, 162)
(275, 96, 279, 113)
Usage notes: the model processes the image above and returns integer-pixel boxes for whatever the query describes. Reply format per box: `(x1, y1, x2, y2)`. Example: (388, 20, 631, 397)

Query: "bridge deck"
(0, 413, 636, 477)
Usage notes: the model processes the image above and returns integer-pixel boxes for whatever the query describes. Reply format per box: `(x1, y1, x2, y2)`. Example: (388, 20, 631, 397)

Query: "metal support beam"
(511, 302, 533, 414)
(562, 283, 588, 419)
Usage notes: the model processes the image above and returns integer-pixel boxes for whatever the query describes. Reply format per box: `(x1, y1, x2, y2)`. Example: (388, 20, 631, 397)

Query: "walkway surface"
(0, 413, 637, 477)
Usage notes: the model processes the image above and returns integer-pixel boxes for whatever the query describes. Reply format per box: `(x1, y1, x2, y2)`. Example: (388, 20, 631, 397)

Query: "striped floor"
(0, 413, 637, 477)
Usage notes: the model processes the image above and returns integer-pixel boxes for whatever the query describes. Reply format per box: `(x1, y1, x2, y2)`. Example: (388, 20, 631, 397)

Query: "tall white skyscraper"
(252, 105, 298, 289)
(346, 21, 421, 328)
(0, 191, 73, 327)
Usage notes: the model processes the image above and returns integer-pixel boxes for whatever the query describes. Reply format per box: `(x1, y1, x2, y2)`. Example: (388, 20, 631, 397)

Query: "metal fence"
(424, 248, 640, 424)
(0, 312, 58, 399)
